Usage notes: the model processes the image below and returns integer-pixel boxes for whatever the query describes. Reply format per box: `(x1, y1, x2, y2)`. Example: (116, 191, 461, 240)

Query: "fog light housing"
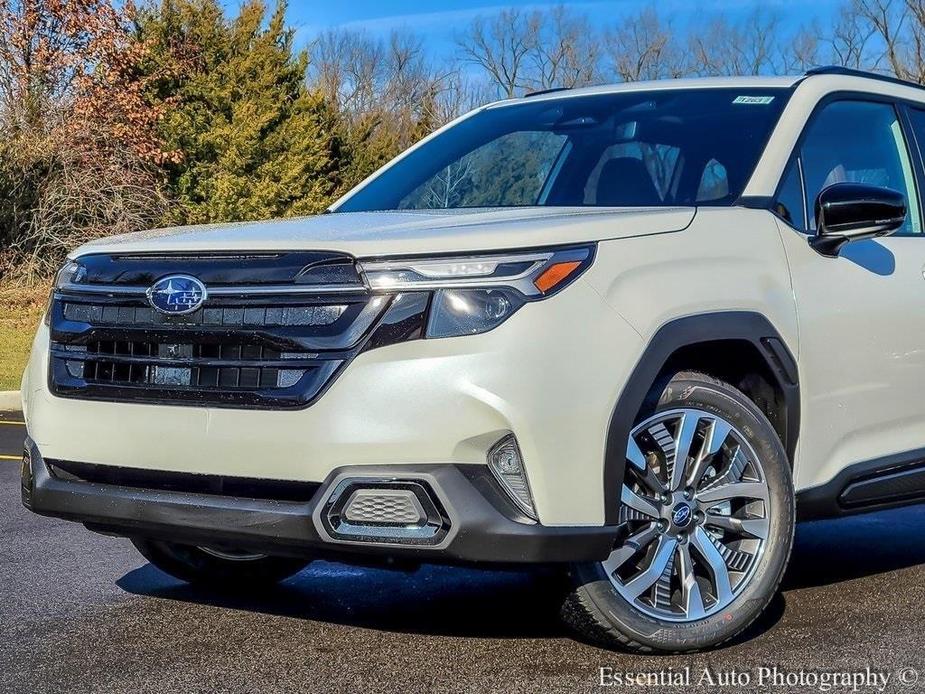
(20, 445, 34, 508)
(488, 435, 537, 520)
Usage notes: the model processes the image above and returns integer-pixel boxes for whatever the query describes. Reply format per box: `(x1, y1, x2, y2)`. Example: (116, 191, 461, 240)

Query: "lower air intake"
(320, 478, 450, 546)
(342, 489, 427, 525)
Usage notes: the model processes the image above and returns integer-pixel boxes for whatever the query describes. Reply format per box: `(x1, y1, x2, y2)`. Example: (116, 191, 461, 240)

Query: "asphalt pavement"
(1, 411, 923, 693)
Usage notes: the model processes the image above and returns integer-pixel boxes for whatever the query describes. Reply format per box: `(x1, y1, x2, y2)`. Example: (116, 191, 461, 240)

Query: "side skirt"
(797, 448, 925, 520)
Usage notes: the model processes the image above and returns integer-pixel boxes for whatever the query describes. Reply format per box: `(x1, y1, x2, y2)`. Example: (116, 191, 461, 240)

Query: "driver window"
(798, 100, 921, 234)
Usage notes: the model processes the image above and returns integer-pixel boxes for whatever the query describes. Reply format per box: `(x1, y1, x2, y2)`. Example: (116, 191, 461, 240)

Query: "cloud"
(330, 1, 621, 35)
(335, 5, 533, 34)
(290, 0, 841, 46)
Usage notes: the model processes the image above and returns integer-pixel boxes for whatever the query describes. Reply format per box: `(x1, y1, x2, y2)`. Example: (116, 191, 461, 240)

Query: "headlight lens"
(359, 245, 595, 339)
(45, 260, 85, 325)
(427, 288, 524, 338)
(54, 260, 85, 289)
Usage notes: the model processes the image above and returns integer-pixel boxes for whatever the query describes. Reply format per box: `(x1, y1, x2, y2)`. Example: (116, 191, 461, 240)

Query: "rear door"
(772, 97, 925, 492)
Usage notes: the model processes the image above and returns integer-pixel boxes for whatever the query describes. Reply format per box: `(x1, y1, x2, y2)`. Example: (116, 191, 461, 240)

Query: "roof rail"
(804, 65, 925, 91)
(523, 86, 572, 98)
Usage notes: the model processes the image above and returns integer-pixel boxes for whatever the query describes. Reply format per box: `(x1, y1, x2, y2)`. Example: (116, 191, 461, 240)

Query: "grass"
(0, 285, 46, 391)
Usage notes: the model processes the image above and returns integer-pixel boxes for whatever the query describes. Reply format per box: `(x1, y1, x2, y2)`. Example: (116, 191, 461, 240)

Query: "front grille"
(51, 294, 355, 408)
(49, 252, 429, 409)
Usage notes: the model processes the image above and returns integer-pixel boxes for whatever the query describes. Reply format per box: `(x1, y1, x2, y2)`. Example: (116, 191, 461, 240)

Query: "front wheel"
(132, 538, 311, 587)
(562, 371, 795, 652)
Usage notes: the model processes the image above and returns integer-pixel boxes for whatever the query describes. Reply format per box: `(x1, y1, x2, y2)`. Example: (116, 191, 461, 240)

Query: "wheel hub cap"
(670, 502, 693, 530)
(603, 408, 772, 623)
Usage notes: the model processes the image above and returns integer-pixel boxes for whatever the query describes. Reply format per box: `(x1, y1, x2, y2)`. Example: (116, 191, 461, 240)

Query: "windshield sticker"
(733, 95, 775, 105)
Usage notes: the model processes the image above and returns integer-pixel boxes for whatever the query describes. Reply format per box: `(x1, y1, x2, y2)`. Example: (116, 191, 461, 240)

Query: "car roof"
(485, 76, 800, 108)
(488, 68, 925, 109)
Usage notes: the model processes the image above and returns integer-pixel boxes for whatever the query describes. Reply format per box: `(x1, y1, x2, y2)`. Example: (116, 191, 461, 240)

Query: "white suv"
(20, 67, 925, 652)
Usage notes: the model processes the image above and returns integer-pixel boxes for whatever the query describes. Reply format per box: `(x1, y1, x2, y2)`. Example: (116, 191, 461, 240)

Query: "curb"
(0, 391, 22, 412)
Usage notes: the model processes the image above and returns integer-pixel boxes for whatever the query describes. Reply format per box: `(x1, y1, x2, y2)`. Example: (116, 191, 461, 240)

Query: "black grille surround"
(49, 252, 429, 409)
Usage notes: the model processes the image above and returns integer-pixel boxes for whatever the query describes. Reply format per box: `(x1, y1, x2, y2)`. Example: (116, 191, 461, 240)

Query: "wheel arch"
(603, 311, 799, 524)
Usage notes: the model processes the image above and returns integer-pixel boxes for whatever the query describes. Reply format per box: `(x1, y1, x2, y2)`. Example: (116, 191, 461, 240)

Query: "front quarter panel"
(585, 209, 798, 345)
(584, 208, 800, 499)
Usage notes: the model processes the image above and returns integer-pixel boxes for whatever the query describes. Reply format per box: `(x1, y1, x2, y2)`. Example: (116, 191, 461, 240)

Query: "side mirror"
(811, 182, 906, 256)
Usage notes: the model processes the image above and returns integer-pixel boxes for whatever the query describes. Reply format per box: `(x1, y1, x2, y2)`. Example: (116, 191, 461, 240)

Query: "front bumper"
(23, 277, 643, 526)
(21, 438, 616, 564)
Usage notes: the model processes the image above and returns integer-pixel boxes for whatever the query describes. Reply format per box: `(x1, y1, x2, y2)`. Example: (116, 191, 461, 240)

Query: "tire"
(561, 370, 795, 653)
(132, 538, 311, 588)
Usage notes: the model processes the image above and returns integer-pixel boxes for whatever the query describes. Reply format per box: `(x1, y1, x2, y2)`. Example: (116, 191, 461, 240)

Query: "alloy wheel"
(604, 408, 772, 622)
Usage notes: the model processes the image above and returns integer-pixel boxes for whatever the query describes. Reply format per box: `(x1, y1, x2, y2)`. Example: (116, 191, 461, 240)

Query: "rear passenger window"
(797, 100, 921, 234)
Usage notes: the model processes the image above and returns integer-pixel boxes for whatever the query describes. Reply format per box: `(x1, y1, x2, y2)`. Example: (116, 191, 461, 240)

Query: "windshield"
(334, 88, 790, 212)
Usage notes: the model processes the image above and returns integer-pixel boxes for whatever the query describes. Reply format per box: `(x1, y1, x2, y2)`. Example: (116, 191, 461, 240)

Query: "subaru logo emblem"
(672, 503, 692, 528)
(146, 275, 207, 315)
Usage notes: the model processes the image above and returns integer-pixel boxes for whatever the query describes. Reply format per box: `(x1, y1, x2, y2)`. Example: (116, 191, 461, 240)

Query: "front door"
(774, 98, 925, 491)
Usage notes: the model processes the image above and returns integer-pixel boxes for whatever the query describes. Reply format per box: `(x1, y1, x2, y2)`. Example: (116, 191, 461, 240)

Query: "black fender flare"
(602, 311, 799, 524)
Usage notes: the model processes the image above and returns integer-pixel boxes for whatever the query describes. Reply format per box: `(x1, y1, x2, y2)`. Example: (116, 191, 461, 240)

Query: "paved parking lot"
(2, 410, 924, 693)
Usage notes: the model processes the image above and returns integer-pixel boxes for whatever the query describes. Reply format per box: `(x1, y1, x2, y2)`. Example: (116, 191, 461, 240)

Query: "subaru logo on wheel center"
(672, 503, 692, 528)
(147, 275, 207, 315)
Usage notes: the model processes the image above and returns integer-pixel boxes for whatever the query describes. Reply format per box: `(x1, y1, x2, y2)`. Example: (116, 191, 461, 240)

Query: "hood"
(71, 207, 696, 259)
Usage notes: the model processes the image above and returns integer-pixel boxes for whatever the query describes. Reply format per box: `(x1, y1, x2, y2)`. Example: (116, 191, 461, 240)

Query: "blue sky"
(243, 1, 843, 52)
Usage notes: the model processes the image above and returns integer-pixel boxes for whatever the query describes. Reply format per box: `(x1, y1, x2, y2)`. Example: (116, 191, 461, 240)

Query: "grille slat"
(64, 302, 347, 327)
(59, 348, 324, 369)
(59, 338, 316, 393)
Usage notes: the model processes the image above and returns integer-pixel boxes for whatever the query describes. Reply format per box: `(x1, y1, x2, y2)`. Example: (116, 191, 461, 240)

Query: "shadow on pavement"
(784, 504, 925, 590)
(118, 560, 573, 639)
(116, 504, 923, 643)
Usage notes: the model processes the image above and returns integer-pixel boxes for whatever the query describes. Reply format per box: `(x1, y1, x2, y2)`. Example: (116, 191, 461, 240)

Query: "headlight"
(54, 260, 85, 289)
(427, 288, 524, 338)
(359, 245, 594, 338)
(45, 260, 86, 325)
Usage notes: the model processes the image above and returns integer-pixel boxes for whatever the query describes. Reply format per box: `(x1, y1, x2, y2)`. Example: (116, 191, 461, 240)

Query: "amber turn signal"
(533, 260, 583, 294)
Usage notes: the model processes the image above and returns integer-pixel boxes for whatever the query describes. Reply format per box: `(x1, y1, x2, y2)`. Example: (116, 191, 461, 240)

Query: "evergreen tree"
(137, 0, 343, 224)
